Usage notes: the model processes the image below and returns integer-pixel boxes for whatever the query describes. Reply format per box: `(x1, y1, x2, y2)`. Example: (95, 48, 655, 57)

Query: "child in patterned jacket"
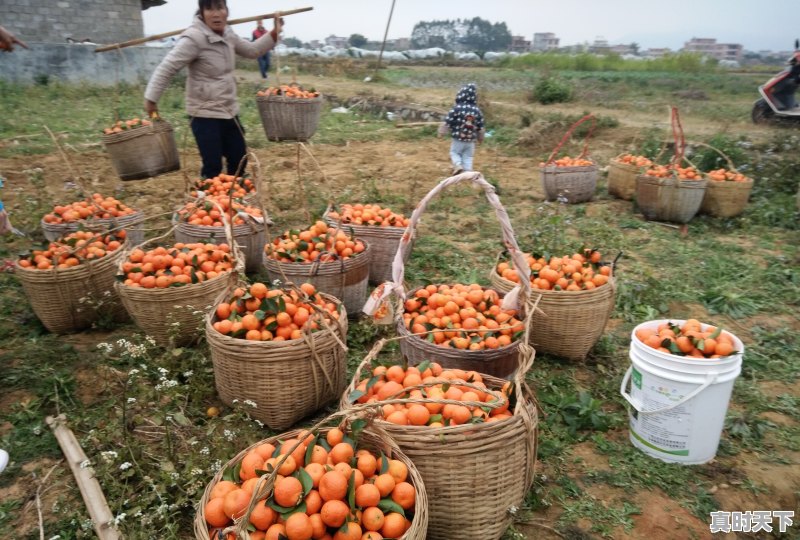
(438, 83, 485, 174)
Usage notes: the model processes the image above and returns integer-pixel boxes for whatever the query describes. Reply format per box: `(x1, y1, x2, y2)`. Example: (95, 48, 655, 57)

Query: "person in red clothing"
(252, 19, 271, 79)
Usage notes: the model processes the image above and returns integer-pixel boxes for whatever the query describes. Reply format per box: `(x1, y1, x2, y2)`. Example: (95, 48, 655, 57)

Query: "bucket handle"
(619, 366, 718, 415)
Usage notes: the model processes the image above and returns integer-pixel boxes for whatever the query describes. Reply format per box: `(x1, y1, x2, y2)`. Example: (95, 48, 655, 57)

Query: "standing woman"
(144, 0, 282, 178)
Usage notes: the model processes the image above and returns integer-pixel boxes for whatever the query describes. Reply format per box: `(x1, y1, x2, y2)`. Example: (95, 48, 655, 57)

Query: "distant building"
(644, 48, 671, 58)
(610, 44, 635, 55)
(324, 35, 349, 48)
(509, 35, 531, 53)
(532, 32, 559, 51)
(387, 37, 411, 51)
(589, 37, 610, 54)
(683, 38, 742, 62)
(308, 40, 322, 49)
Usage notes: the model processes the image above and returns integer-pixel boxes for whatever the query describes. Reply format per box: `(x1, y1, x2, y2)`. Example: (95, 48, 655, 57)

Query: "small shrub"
(531, 77, 573, 104)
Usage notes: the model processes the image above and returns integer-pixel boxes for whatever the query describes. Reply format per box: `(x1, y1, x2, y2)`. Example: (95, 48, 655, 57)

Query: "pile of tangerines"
(18, 230, 126, 270)
(102, 117, 152, 134)
(496, 250, 612, 292)
(42, 194, 138, 223)
(643, 164, 701, 180)
(540, 156, 594, 167)
(204, 427, 416, 540)
(326, 204, 409, 228)
(257, 85, 320, 99)
(175, 196, 263, 227)
(635, 319, 738, 359)
(190, 175, 257, 199)
(614, 154, 653, 167)
(265, 222, 366, 264)
(705, 168, 751, 182)
(211, 282, 340, 342)
(119, 242, 234, 288)
(350, 363, 514, 427)
(402, 283, 523, 350)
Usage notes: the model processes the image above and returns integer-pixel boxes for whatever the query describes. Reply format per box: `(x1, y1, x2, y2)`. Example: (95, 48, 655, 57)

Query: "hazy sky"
(142, 1, 796, 52)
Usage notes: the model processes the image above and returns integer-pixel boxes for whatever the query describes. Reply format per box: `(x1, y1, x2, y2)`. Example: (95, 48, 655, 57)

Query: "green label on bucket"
(632, 367, 642, 389)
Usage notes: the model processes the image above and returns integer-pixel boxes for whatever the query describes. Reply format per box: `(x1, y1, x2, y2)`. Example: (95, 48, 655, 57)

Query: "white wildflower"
(97, 342, 113, 353)
(145, 336, 156, 346)
(128, 368, 140, 376)
(223, 429, 235, 442)
(32, 425, 42, 436)
(79, 460, 91, 469)
(200, 447, 210, 455)
(183, 370, 194, 378)
(119, 462, 132, 471)
(243, 399, 257, 408)
(158, 367, 169, 375)
(127, 397, 136, 404)
(100, 450, 118, 462)
(113, 513, 126, 525)
(191, 467, 204, 476)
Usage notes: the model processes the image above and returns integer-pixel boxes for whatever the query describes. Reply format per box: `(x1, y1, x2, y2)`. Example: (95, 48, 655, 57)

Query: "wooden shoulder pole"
(94, 6, 312, 53)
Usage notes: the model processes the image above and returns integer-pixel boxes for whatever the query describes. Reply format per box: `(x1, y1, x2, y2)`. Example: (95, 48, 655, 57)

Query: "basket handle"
(669, 106, 686, 167)
(381, 171, 531, 308)
(545, 114, 596, 165)
(688, 141, 739, 175)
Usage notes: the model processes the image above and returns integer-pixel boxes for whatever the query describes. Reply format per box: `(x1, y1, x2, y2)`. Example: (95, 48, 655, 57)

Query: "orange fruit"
(204, 497, 229, 527)
(319, 470, 348, 501)
(361, 507, 385, 532)
(355, 483, 381, 508)
(250, 499, 277, 530)
(285, 512, 314, 540)
(274, 476, 304, 508)
(222, 488, 250, 519)
(320, 499, 349, 528)
(391, 482, 415, 510)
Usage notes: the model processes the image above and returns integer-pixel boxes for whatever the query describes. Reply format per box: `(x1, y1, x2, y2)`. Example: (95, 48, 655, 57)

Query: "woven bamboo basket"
(695, 143, 754, 218)
(607, 158, 642, 200)
(206, 293, 348, 430)
(340, 339, 538, 540)
(115, 224, 244, 347)
(397, 287, 521, 379)
(174, 218, 266, 274)
(489, 259, 616, 360)
(700, 179, 754, 218)
(42, 210, 145, 245)
(376, 171, 533, 379)
(323, 207, 413, 285)
(540, 162, 598, 203)
(15, 241, 128, 333)
(539, 114, 598, 204)
(256, 93, 323, 142)
(636, 175, 708, 224)
(194, 417, 428, 540)
(263, 243, 371, 316)
(101, 120, 180, 181)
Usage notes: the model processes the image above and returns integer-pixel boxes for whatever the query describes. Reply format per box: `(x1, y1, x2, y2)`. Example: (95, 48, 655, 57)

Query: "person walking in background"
(0, 25, 28, 52)
(252, 19, 271, 79)
(144, 0, 282, 179)
(437, 83, 485, 174)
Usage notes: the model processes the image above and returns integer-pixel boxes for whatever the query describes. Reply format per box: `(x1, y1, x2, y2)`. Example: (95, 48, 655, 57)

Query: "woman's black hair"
(196, 0, 227, 14)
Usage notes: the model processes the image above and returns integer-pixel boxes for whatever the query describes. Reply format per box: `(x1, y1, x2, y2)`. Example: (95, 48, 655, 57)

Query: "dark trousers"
(190, 116, 247, 179)
(258, 53, 270, 78)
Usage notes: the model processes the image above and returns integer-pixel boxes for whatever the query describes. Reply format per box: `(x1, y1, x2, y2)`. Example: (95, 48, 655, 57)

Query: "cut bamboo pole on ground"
(45, 414, 120, 540)
(94, 7, 312, 52)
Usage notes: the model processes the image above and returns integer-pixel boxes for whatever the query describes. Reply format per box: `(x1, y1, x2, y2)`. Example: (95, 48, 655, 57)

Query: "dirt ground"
(1, 69, 798, 539)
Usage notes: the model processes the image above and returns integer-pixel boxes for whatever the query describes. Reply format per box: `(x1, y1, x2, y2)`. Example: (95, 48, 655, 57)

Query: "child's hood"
(455, 83, 478, 105)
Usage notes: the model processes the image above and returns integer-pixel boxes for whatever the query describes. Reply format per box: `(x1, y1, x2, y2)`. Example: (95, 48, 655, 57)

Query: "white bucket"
(620, 319, 744, 464)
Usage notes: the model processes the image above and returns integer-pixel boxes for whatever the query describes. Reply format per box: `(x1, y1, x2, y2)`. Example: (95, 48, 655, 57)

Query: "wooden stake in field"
(94, 7, 312, 53)
(45, 414, 120, 540)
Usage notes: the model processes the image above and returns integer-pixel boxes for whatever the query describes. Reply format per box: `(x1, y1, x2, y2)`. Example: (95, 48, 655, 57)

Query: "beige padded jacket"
(144, 16, 275, 119)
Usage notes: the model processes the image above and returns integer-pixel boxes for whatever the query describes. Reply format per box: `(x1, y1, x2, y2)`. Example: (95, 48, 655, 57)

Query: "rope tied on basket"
(362, 171, 531, 321)
(544, 113, 596, 166)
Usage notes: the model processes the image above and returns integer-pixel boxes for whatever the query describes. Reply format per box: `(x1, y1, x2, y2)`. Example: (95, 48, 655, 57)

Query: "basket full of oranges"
(205, 281, 348, 430)
(15, 230, 129, 333)
(636, 163, 707, 223)
(339, 345, 537, 539)
(607, 153, 653, 200)
(101, 115, 180, 181)
(539, 114, 599, 204)
(263, 221, 372, 316)
(255, 84, 323, 142)
(194, 418, 428, 540)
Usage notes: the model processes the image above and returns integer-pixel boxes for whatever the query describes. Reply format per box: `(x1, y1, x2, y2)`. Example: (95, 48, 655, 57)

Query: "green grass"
(1, 65, 799, 538)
